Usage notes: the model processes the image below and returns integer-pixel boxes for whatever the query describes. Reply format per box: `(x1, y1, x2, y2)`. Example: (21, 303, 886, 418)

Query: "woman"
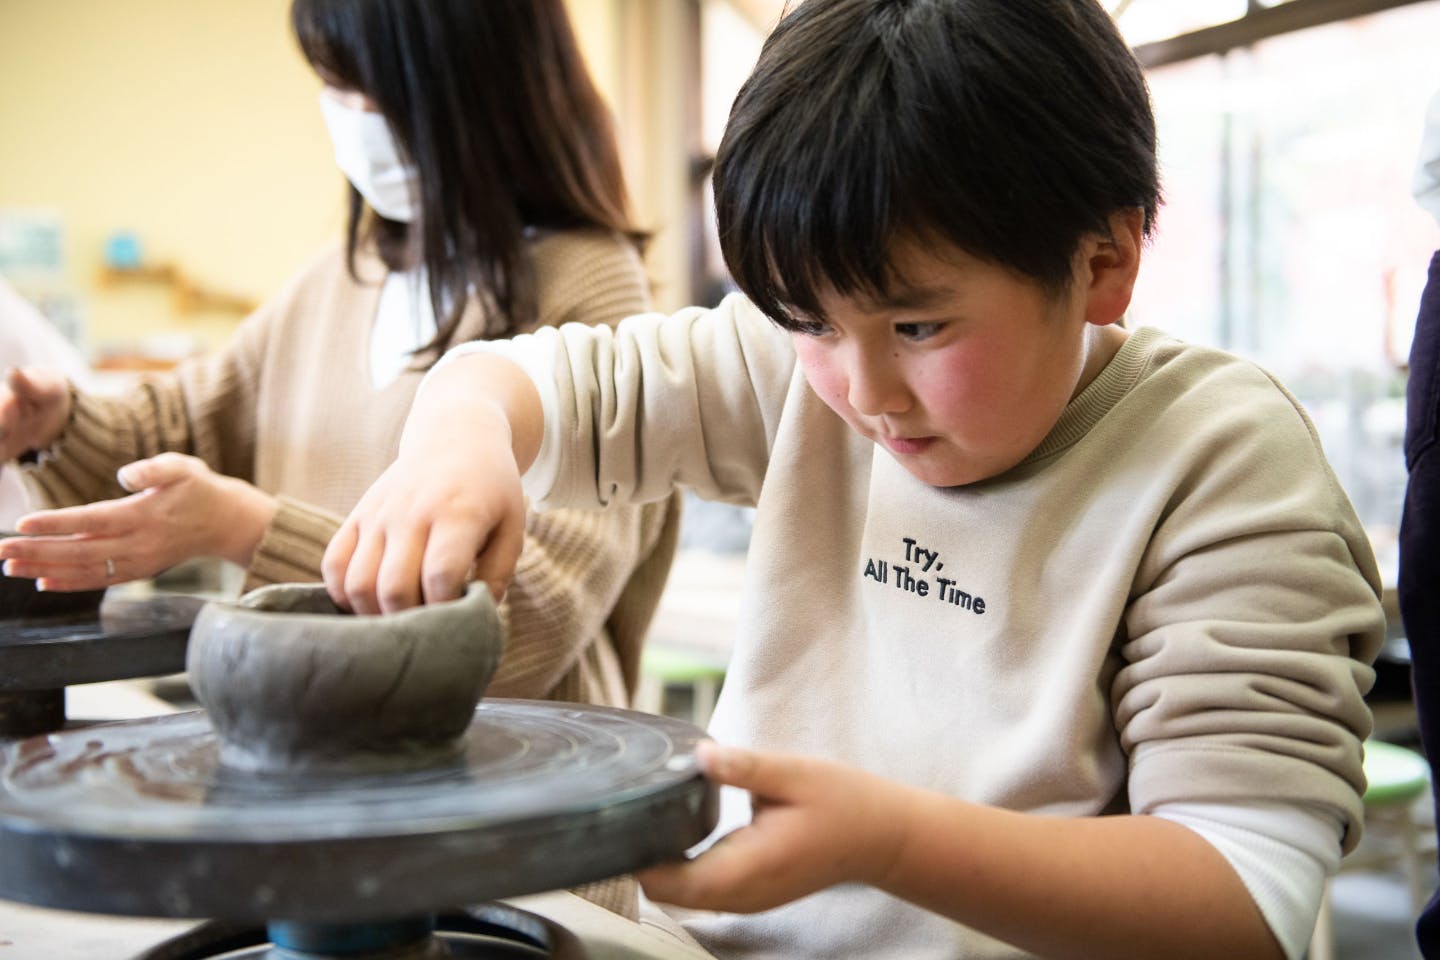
(0, 0, 677, 760)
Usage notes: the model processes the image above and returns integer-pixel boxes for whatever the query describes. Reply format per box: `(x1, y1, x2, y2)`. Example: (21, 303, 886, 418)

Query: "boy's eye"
(895, 321, 944, 342)
(791, 316, 833, 337)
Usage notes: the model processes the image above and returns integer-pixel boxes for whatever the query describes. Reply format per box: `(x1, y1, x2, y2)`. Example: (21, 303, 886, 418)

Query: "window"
(1129, 1, 1440, 577)
(1112, 0, 1249, 46)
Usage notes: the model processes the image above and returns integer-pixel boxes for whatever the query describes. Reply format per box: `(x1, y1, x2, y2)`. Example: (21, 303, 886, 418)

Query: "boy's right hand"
(321, 423, 528, 615)
(0, 367, 72, 461)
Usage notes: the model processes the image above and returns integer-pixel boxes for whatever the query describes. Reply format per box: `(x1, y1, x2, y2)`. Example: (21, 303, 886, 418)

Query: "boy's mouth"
(882, 435, 935, 456)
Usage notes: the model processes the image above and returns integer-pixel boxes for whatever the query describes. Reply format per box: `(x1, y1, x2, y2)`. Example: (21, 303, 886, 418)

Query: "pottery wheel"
(0, 593, 202, 691)
(0, 700, 717, 923)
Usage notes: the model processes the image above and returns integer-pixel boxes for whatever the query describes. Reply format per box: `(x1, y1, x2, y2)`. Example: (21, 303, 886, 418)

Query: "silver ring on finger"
(105, 557, 116, 579)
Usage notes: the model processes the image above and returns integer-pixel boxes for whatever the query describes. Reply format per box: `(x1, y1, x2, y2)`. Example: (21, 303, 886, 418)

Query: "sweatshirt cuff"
(246, 495, 340, 590)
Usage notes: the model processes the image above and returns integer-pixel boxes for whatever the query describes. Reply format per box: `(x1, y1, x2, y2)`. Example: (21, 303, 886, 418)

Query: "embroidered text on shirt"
(862, 536, 986, 614)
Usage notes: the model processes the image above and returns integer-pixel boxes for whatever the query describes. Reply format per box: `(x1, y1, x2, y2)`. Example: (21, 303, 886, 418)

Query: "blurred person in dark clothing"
(1402, 84, 1440, 959)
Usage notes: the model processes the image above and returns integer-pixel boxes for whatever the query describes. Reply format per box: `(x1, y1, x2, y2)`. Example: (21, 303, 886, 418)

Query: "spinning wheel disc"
(0, 593, 202, 692)
(0, 700, 717, 922)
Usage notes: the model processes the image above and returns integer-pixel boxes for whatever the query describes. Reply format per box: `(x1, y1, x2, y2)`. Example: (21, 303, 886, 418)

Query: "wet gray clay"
(187, 581, 501, 775)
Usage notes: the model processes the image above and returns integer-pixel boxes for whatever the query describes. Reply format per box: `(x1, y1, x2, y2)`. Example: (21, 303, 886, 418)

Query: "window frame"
(1131, 0, 1434, 67)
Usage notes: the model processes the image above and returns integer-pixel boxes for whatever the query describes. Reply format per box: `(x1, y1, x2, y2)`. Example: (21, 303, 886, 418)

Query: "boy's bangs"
(714, 0, 1161, 324)
(714, 0, 967, 329)
(722, 126, 905, 329)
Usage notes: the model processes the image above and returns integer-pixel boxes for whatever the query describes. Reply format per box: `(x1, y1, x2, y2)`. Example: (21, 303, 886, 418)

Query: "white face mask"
(318, 92, 421, 223)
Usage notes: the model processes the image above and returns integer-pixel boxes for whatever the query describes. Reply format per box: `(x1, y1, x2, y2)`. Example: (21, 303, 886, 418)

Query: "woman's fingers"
(116, 451, 197, 492)
(14, 498, 139, 538)
(0, 367, 71, 457)
(0, 533, 125, 591)
(36, 563, 119, 593)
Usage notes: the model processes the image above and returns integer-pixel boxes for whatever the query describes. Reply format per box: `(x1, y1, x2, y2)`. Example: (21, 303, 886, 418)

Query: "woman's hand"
(0, 366, 72, 461)
(0, 452, 276, 590)
(636, 742, 911, 913)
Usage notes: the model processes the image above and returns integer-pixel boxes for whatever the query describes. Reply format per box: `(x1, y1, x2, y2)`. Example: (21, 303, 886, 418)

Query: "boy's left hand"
(637, 741, 909, 913)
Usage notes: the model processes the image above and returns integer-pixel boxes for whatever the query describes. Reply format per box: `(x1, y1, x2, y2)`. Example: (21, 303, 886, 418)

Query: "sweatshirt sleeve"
(435, 292, 796, 511)
(449, 231, 689, 705)
(1112, 363, 1383, 855)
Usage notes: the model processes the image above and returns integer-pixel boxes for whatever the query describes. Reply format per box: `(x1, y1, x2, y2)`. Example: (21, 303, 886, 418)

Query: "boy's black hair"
(291, 0, 642, 346)
(713, 0, 1160, 326)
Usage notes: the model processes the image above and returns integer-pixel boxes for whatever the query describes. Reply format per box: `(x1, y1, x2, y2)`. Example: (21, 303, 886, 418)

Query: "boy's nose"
(846, 353, 909, 417)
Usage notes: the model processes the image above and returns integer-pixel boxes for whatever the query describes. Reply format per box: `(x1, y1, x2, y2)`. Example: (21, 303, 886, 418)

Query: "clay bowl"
(187, 581, 502, 776)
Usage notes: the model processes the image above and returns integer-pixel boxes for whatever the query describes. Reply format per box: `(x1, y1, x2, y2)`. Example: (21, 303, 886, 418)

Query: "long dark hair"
(714, 0, 1159, 327)
(292, 0, 643, 345)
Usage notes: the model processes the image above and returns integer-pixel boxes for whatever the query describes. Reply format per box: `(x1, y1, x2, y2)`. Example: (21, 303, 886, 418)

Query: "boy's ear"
(1083, 207, 1144, 327)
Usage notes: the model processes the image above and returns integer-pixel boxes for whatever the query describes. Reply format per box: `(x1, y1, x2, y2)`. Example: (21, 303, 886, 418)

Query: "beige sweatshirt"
(455, 294, 1384, 959)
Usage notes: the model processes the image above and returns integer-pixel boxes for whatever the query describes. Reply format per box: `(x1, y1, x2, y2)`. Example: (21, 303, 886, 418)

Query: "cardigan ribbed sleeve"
(21, 354, 258, 510)
(246, 495, 343, 591)
(20, 272, 273, 509)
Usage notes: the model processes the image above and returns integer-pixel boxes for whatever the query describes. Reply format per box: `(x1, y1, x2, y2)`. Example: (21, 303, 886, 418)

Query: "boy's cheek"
(792, 347, 850, 417)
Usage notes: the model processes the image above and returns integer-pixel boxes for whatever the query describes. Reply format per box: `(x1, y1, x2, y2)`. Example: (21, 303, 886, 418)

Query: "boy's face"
(789, 238, 1124, 488)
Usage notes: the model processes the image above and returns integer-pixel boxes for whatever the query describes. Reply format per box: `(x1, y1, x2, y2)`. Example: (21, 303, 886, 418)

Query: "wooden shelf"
(96, 263, 257, 318)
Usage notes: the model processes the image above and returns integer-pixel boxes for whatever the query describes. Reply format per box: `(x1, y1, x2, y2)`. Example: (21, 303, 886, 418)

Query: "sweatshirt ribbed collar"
(1021, 324, 1164, 466)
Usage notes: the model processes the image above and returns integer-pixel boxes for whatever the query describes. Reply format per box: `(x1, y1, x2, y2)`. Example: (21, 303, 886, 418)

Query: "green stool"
(1310, 738, 1431, 960)
(636, 647, 726, 726)
(1363, 739, 1432, 806)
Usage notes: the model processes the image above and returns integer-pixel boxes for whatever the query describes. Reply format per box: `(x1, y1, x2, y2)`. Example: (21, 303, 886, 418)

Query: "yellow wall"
(0, 0, 337, 356)
(0, 0, 632, 359)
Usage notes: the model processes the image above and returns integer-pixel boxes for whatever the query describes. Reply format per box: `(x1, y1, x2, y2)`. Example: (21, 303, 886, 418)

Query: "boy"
(324, 1, 1383, 957)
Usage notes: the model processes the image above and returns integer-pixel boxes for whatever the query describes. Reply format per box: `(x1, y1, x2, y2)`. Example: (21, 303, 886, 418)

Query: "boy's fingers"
(636, 859, 711, 907)
(343, 528, 388, 616)
(638, 827, 777, 911)
(375, 528, 427, 613)
(696, 742, 785, 796)
(461, 510, 525, 605)
(419, 522, 477, 607)
(322, 522, 360, 611)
